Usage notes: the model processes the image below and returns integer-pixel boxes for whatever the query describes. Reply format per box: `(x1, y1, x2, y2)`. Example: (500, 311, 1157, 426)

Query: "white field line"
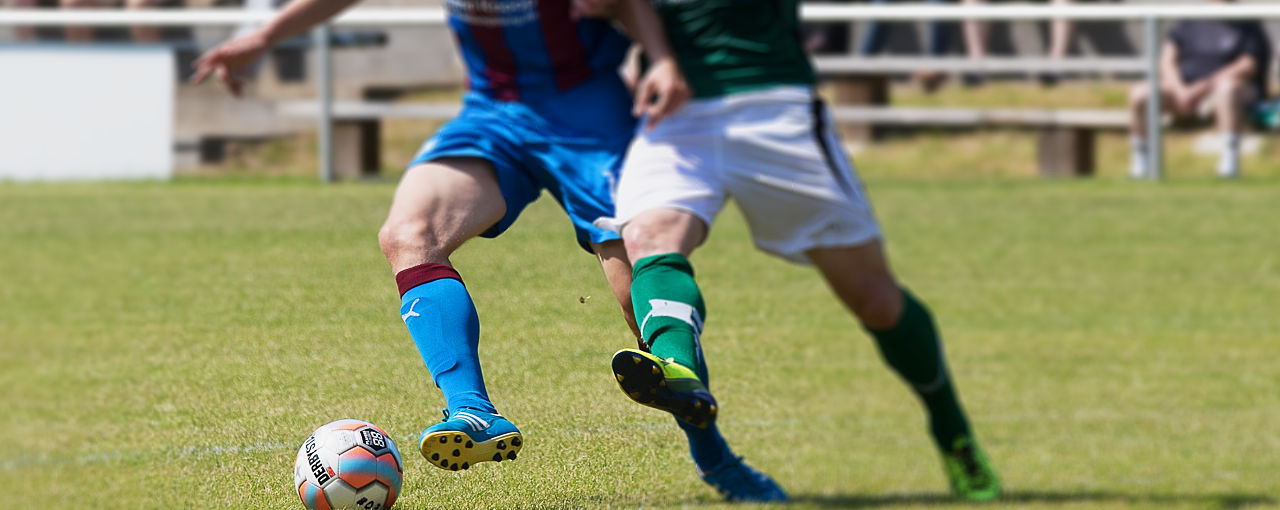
(11, 407, 1273, 471)
(0, 421, 750, 472)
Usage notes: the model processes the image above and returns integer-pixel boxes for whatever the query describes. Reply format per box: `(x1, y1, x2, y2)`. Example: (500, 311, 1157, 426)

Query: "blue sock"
(678, 419, 733, 473)
(396, 264, 496, 415)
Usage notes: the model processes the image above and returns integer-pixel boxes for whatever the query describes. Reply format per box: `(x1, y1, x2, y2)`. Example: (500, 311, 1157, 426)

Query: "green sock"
(632, 253, 732, 471)
(631, 253, 709, 384)
(868, 288, 972, 450)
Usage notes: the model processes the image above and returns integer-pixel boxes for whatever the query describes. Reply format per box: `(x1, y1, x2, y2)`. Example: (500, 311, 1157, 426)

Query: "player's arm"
(191, 0, 364, 95)
(582, 0, 689, 129)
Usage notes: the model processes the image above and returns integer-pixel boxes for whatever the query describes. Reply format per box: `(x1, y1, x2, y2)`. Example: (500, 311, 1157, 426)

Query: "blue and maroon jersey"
(445, 0, 632, 103)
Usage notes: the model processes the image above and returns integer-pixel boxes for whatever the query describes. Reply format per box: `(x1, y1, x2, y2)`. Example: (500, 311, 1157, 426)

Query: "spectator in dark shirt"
(1128, 4, 1271, 179)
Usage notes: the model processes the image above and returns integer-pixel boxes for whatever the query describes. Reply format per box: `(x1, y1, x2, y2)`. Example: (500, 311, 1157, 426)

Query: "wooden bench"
(830, 106, 1129, 176)
(278, 99, 1129, 178)
(815, 56, 1142, 176)
(277, 101, 460, 179)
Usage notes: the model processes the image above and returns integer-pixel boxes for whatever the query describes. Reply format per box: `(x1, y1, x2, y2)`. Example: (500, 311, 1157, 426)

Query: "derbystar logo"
(304, 436, 332, 486)
(360, 429, 389, 452)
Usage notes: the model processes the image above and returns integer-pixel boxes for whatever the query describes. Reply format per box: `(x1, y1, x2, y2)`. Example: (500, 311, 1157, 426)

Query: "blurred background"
(2, 0, 1278, 181)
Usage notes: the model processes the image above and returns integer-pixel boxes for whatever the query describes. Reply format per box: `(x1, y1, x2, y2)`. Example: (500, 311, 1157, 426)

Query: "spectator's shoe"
(1216, 153, 1241, 179)
(1038, 73, 1061, 88)
(700, 456, 789, 503)
(915, 70, 947, 94)
(942, 436, 1001, 502)
(419, 408, 522, 471)
(1129, 153, 1149, 179)
(611, 348, 717, 428)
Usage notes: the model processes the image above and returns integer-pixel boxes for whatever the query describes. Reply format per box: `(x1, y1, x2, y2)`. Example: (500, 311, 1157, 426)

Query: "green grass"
(2, 170, 1279, 509)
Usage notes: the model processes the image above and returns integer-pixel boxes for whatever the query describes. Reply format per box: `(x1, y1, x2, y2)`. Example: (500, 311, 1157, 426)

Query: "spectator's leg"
(1048, 0, 1074, 60)
(10, 0, 39, 41)
(1037, 0, 1075, 86)
(856, 0, 891, 56)
(1211, 76, 1255, 178)
(916, 0, 953, 92)
(59, 0, 92, 42)
(125, 0, 161, 42)
(961, 0, 987, 59)
(961, 0, 987, 86)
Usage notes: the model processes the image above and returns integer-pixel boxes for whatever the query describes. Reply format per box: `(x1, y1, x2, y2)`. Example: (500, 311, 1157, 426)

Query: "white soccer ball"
(293, 419, 404, 510)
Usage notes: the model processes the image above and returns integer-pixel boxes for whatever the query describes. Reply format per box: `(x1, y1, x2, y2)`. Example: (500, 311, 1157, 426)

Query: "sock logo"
(640, 299, 704, 342)
(401, 298, 422, 322)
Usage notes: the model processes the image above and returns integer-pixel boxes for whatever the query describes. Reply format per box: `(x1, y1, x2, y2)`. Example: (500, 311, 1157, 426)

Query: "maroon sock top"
(396, 263, 463, 297)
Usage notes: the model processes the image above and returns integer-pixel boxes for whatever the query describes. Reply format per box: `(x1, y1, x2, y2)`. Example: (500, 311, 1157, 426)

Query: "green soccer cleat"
(611, 348, 718, 428)
(942, 436, 1001, 502)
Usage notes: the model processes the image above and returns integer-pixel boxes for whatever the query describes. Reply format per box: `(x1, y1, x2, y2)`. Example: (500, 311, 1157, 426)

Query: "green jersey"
(652, 0, 816, 99)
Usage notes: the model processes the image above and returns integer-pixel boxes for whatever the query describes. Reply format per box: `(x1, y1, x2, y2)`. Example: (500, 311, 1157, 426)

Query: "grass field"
(2, 169, 1279, 509)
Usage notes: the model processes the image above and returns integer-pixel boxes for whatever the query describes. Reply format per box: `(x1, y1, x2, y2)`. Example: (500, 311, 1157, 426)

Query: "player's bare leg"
(612, 207, 786, 502)
(592, 240, 641, 340)
(379, 157, 505, 271)
(378, 157, 523, 471)
(808, 241, 1000, 501)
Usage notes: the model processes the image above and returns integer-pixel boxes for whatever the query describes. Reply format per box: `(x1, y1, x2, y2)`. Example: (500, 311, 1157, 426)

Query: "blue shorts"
(409, 85, 635, 253)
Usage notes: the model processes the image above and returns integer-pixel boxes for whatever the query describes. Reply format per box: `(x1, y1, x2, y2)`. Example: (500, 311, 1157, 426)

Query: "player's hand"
(570, 0, 617, 19)
(633, 57, 690, 130)
(190, 31, 271, 97)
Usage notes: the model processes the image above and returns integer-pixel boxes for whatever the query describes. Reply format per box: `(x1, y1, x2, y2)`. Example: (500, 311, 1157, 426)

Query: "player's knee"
(378, 217, 442, 262)
(852, 278, 903, 330)
(621, 211, 705, 260)
(622, 221, 681, 260)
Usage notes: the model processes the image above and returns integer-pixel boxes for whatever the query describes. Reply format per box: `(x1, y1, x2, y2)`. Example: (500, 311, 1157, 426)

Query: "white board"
(0, 45, 174, 181)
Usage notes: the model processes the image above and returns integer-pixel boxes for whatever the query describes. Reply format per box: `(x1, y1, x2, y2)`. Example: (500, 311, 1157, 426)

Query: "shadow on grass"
(792, 490, 1276, 509)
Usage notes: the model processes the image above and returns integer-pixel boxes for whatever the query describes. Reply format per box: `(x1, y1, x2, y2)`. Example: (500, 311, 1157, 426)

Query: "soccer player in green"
(579, 0, 1002, 502)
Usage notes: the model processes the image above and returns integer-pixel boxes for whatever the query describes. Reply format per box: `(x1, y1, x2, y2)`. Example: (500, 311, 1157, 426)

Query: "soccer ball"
(294, 419, 403, 510)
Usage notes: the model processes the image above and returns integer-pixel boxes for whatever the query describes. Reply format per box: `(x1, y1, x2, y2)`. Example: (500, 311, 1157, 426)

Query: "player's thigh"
(723, 93, 881, 263)
(612, 124, 724, 259)
(379, 157, 506, 270)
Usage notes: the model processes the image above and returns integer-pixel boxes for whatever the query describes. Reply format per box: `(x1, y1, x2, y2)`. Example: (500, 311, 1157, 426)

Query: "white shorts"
(598, 86, 881, 264)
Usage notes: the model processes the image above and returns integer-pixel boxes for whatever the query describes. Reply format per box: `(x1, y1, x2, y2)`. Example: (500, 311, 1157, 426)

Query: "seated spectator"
(1128, 2, 1272, 179)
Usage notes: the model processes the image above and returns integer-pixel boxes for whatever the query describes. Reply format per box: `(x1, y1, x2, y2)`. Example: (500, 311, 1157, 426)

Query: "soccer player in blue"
(192, 0, 689, 471)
